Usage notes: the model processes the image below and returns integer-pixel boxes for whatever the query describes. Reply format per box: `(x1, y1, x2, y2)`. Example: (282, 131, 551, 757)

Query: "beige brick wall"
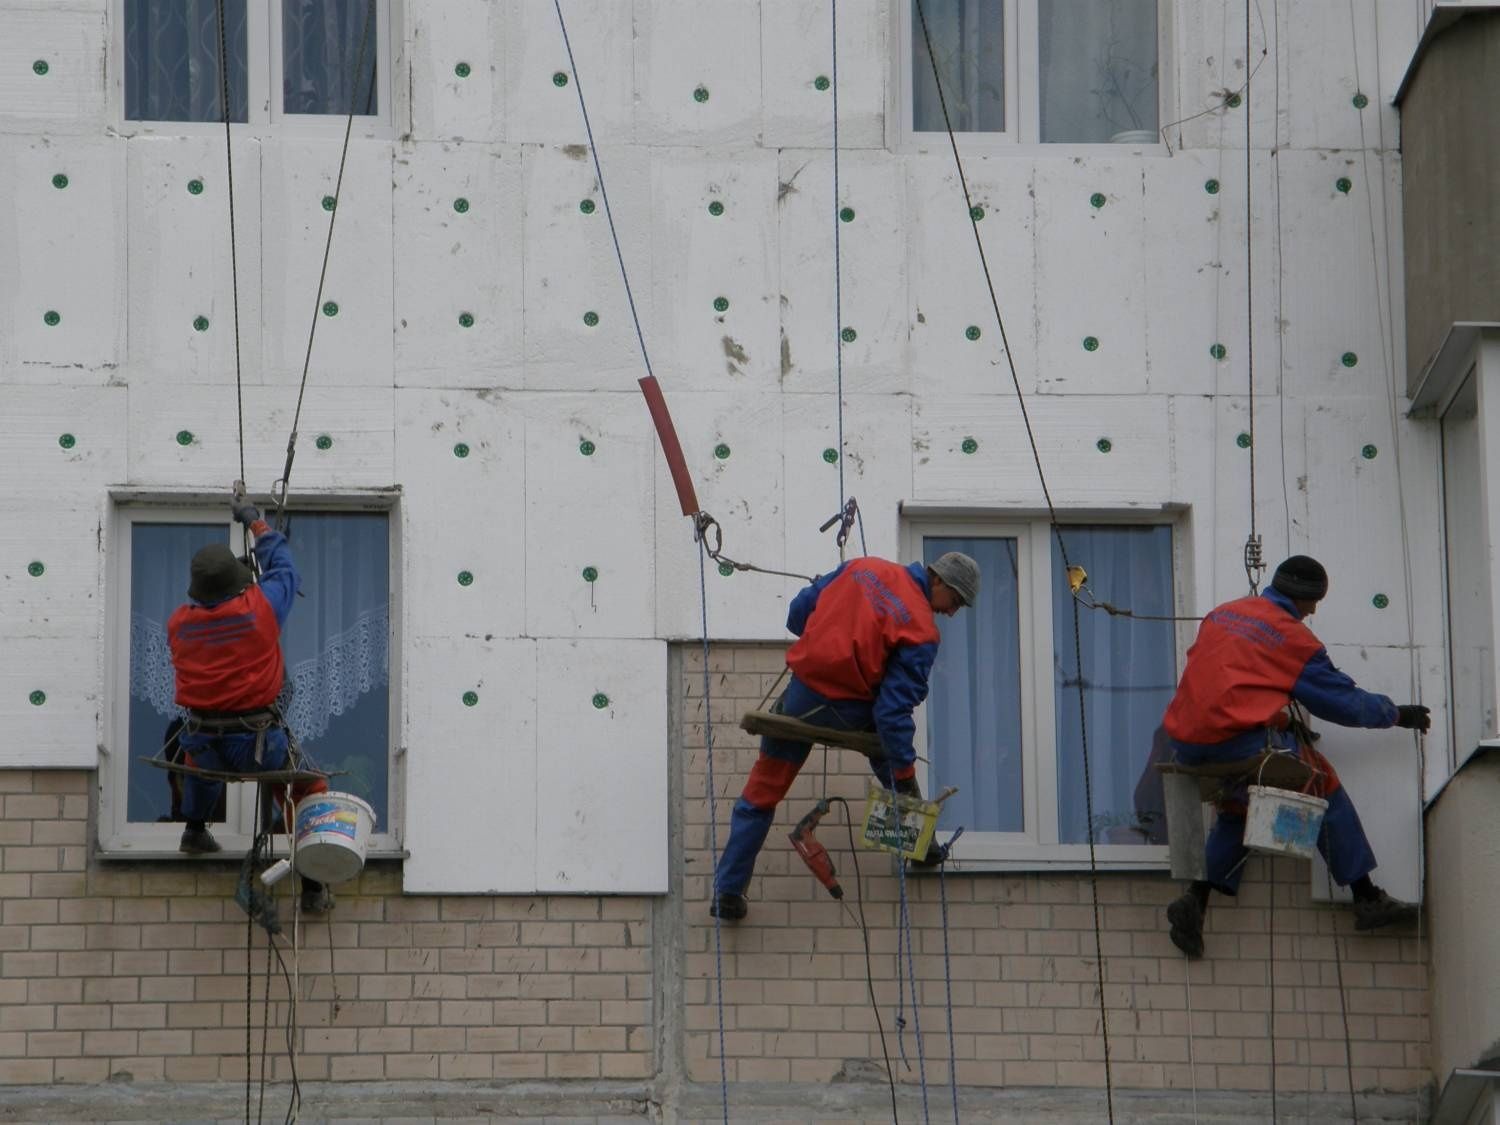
(681, 644, 1431, 1096)
(0, 771, 651, 1086)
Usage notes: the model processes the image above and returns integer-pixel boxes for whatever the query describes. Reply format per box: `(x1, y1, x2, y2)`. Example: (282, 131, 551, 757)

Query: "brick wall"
(681, 644, 1431, 1096)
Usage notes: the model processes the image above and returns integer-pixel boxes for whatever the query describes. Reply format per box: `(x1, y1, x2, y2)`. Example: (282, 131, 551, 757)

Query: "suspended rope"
(273, 0, 377, 531)
(213, 0, 248, 560)
(1242, 0, 1267, 595)
(893, 851, 930, 1123)
(831, 0, 848, 548)
(909, 2, 1114, 1114)
(936, 861, 960, 1125)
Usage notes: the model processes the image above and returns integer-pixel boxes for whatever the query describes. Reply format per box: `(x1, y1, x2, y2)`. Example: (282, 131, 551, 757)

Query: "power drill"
(788, 798, 842, 900)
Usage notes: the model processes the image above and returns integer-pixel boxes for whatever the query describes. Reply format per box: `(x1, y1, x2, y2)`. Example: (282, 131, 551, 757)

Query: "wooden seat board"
(141, 757, 336, 785)
(740, 711, 885, 760)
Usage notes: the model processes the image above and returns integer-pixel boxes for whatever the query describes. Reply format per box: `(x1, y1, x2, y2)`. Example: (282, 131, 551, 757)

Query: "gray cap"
(929, 551, 980, 607)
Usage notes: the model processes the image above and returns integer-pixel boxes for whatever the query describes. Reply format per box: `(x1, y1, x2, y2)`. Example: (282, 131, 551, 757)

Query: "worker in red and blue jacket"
(1160, 555, 1428, 957)
(711, 552, 980, 922)
(168, 490, 331, 913)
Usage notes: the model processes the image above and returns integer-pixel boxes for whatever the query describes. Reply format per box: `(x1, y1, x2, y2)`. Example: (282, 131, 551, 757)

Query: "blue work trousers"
(179, 727, 293, 824)
(1173, 733, 1377, 895)
(714, 676, 894, 897)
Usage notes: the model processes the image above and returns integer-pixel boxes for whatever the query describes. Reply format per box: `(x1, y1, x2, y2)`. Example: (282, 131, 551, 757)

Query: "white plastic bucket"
(1243, 785, 1327, 860)
(293, 792, 376, 885)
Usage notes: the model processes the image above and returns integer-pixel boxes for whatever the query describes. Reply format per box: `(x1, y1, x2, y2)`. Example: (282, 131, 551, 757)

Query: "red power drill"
(789, 799, 842, 900)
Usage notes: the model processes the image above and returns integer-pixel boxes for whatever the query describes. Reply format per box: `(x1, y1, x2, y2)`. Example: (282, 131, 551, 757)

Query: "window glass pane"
(1038, 0, 1158, 143)
(283, 0, 380, 116)
(1442, 376, 1495, 749)
(129, 522, 228, 824)
(125, 0, 249, 122)
(280, 513, 391, 827)
(912, 0, 1004, 132)
(924, 537, 1024, 832)
(1053, 525, 1176, 845)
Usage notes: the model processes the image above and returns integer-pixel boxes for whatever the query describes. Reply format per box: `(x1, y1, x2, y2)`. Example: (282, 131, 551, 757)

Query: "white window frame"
(111, 0, 396, 138)
(905, 511, 1186, 871)
(894, 0, 1174, 154)
(100, 491, 404, 859)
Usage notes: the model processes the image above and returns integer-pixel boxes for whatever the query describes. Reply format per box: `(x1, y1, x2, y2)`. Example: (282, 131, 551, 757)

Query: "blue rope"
(831, 0, 845, 515)
(697, 542, 731, 1124)
(937, 861, 959, 1124)
(553, 0, 655, 382)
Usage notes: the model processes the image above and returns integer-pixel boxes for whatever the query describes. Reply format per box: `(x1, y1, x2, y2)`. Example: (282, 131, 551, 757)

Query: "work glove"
(1394, 705, 1431, 732)
(894, 775, 922, 800)
(231, 494, 262, 526)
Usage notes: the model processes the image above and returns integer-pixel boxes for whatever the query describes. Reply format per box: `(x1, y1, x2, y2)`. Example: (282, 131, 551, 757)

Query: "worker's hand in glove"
(893, 775, 922, 801)
(231, 494, 262, 526)
(1394, 704, 1431, 732)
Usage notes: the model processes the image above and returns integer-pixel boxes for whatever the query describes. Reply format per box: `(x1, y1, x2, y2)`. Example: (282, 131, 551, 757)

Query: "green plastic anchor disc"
(1227, 92, 1242, 108)
(1336, 178, 1352, 195)
(582, 566, 598, 583)
(579, 439, 596, 457)
(582, 311, 599, 327)
(718, 562, 734, 578)
(814, 75, 830, 91)
(193, 316, 209, 332)
(970, 205, 985, 221)
(29, 691, 45, 706)
(693, 86, 710, 103)
(1090, 192, 1106, 209)
(453, 442, 470, 458)
(579, 198, 596, 214)
(1352, 92, 1368, 109)
(455, 61, 471, 78)
(713, 443, 731, 460)
(592, 692, 610, 709)
(44, 311, 60, 327)
(1372, 593, 1389, 609)
(52, 174, 68, 190)
(176, 430, 194, 446)
(1210, 343, 1227, 360)
(841, 327, 857, 343)
(1083, 336, 1100, 352)
(32, 60, 48, 76)
(713, 297, 729, 313)
(1205, 179, 1220, 195)
(322, 301, 339, 317)
(552, 71, 569, 87)
(458, 312, 474, 328)
(58, 433, 75, 450)
(1361, 443, 1378, 460)
(189, 179, 205, 195)
(708, 201, 724, 217)
(27, 561, 44, 577)
(321, 194, 336, 211)
(456, 570, 474, 587)
(1096, 437, 1113, 454)
(961, 437, 979, 455)
(453, 197, 470, 213)
(822, 448, 839, 464)
(1341, 351, 1358, 368)
(462, 691, 479, 707)
(839, 207, 855, 223)
(1236, 432, 1252, 449)
(965, 326, 981, 341)
(315, 434, 333, 451)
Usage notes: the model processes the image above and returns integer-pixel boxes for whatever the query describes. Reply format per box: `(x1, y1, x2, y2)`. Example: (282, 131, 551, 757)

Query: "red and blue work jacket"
(785, 558, 940, 775)
(168, 522, 300, 714)
(1163, 587, 1398, 761)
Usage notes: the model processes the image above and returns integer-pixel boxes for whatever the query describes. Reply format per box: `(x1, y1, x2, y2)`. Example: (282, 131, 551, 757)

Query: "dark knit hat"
(1271, 555, 1328, 602)
(188, 544, 254, 604)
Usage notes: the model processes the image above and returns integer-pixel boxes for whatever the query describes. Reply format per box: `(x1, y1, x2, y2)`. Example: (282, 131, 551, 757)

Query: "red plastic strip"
(637, 375, 700, 517)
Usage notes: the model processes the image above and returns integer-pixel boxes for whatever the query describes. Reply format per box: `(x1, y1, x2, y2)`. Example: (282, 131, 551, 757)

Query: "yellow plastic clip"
(1067, 564, 1088, 594)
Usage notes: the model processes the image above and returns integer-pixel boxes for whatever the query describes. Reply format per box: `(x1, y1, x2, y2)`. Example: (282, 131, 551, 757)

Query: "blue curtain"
(1052, 525, 1176, 844)
(282, 0, 378, 116)
(924, 537, 1024, 832)
(124, 0, 248, 122)
(912, 0, 1005, 132)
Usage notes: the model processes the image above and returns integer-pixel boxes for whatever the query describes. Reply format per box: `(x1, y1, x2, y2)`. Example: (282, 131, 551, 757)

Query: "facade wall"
(1401, 11, 1500, 388)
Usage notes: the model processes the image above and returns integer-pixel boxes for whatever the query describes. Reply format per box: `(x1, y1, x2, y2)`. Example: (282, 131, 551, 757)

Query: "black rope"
(1268, 853, 1277, 1123)
(276, 0, 377, 530)
(213, 0, 248, 558)
(1243, 0, 1264, 595)
(831, 0, 847, 527)
(911, 2, 1113, 1115)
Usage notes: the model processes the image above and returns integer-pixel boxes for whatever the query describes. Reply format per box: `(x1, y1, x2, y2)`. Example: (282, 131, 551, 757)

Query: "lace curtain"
(282, 0, 379, 116)
(124, 0, 249, 122)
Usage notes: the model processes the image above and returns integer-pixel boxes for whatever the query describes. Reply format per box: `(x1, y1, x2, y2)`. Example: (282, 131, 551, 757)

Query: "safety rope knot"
(1243, 532, 1265, 594)
(818, 496, 861, 552)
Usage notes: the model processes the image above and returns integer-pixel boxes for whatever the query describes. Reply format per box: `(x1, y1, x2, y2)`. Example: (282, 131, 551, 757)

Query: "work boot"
(1352, 888, 1417, 931)
(179, 826, 222, 855)
(300, 883, 335, 916)
(1167, 892, 1205, 959)
(709, 892, 748, 922)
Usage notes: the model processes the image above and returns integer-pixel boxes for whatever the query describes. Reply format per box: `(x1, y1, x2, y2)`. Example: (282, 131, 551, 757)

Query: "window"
(103, 502, 398, 855)
(911, 518, 1180, 866)
(902, 0, 1164, 145)
(120, 0, 389, 129)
